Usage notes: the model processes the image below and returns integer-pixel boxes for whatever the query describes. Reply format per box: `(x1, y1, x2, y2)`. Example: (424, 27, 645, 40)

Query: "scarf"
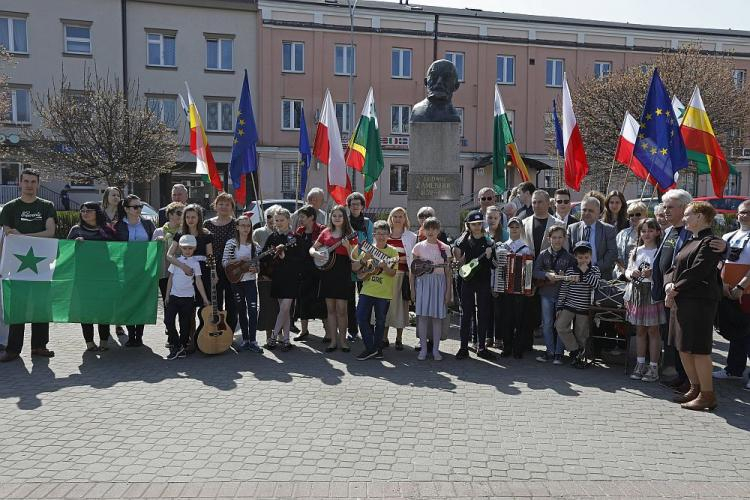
(350, 213, 367, 232)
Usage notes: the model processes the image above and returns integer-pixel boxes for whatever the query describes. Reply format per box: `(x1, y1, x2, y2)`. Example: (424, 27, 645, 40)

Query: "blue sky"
(382, 0, 750, 31)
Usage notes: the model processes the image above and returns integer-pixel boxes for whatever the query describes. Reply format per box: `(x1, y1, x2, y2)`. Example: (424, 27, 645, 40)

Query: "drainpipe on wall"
(433, 13, 438, 61)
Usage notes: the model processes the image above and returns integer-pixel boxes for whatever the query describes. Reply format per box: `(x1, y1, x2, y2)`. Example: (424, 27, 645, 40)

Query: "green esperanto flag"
(1, 234, 162, 324)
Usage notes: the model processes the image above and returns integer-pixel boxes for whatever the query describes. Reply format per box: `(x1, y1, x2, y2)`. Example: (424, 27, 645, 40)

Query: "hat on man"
(178, 234, 198, 247)
(465, 210, 483, 224)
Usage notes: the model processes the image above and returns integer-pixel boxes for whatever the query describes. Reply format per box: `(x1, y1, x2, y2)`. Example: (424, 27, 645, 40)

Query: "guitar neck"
(210, 266, 219, 322)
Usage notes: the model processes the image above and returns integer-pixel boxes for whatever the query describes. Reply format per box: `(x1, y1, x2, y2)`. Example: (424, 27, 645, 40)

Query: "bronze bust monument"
(410, 59, 461, 123)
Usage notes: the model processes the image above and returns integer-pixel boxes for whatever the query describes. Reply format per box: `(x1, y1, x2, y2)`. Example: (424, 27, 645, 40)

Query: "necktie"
(583, 225, 591, 243)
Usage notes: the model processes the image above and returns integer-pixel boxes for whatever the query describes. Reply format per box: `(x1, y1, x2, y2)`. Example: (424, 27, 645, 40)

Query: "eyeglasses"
(628, 213, 642, 218)
(556, 199, 571, 204)
(480, 197, 495, 201)
(127, 204, 143, 210)
(80, 208, 95, 214)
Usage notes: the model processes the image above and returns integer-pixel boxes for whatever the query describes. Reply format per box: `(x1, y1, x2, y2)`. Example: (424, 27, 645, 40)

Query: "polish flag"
(615, 111, 656, 185)
(313, 89, 351, 205)
(561, 75, 589, 191)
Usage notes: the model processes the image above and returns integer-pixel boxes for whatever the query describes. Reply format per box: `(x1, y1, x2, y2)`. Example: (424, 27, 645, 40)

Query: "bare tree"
(0, 46, 12, 121)
(2, 69, 179, 187)
(557, 44, 750, 192)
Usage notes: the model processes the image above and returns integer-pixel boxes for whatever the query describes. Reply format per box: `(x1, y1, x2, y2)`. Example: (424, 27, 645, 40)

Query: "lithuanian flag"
(345, 87, 384, 207)
(678, 87, 731, 197)
(185, 84, 223, 191)
(493, 85, 529, 193)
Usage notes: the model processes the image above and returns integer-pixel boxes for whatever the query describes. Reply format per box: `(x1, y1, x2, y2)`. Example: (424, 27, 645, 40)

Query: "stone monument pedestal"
(407, 122, 462, 237)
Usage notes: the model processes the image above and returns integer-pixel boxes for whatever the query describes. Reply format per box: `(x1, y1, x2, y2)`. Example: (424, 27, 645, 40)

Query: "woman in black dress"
(665, 201, 723, 411)
(262, 208, 304, 351)
(293, 204, 327, 341)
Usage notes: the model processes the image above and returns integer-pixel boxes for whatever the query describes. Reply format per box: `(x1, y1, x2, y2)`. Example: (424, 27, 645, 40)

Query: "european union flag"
(552, 99, 564, 156)
(230, 70, 258, 195)
(633, 68, 687, 190)
(297, 106, 311, 198)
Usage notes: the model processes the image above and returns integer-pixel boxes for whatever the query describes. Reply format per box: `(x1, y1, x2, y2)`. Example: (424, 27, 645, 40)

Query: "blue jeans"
(233, 280, 258, 343)
(357, 294, 390, 353)
(541, 295, 565, 355)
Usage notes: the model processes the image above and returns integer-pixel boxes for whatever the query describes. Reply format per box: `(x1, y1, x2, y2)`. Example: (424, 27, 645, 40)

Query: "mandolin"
(313, 232, 357, 271)
(196, 255, 234, 355)
(225, 236, 296, 283)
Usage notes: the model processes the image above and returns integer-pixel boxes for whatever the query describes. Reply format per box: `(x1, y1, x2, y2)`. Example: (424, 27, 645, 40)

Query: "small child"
(625, 218, 665, 382)
(492, 216, 533, 358)
(164, 234, 210, 360)
(410, 217, 453, 360)
(555, 241, 601, 368)
(355, 220, 398, 360)
(532, 225, 575, 364)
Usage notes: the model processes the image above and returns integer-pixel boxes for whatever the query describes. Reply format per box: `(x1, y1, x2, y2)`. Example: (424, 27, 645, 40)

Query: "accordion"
(493, 248, 534, 296)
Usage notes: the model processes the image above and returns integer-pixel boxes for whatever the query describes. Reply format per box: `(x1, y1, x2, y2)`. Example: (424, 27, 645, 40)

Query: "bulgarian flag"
(345, 87, 384, 207)
(1, 235, 162, 324)
(186, 84, 223, 191)
(314, 89, 351, 205)
(676, 89, 733, 197)
(493, 85, 529, 192)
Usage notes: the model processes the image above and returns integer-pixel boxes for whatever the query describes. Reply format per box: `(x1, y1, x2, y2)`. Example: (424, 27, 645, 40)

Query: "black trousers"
(347, 281, 363, 335)
(6, 323, 50, 353)
(81, 324, 110, 343)
(459, 278, 491, 349)
(165, 296, 196, 348)
(500, 294, 528, 355)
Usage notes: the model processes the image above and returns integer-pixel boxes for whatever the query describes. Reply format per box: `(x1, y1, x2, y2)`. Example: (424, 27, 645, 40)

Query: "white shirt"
(168, 256, 203, 298)
(723, 228, 750, 265)
(625, 246, 657, 283)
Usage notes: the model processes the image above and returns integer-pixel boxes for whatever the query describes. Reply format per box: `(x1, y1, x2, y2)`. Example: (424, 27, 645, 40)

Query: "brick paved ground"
(0, 311, 748, 499)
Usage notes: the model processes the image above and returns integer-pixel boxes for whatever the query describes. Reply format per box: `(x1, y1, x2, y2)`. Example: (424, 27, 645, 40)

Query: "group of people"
(1, 170, 748, 412)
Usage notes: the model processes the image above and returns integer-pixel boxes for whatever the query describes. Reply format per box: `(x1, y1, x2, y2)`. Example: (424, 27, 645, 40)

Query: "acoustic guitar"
(225, 236, 297, 283)
(313, 232, 357, 271)
(196, 255, 234, 355)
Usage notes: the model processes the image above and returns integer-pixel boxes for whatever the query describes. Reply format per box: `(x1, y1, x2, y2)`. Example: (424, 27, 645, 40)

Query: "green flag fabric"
(1, 235, 162, 324)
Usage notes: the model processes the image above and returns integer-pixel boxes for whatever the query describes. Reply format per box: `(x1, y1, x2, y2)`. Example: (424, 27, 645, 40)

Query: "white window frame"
(456, 107, 464, 138)
(496, 55, 515, 85)
(146, 32, 176, 67)
(147, 96, 178, 130)
(282, 41, 304, 73)
(205, 99, 234, 132)
(733, 69, 747, 89)
(391, 105, 411, 135)
(391, 48, 412, 79)
(335, 102, 354, 135)
(3, 87, 31, 124)
(594, 61, 612, 80)
(281, 99, 303, 131)
(0, 16, 28, 54)
(390, 164, 409, 194)
(205, 36, 233, 71)
(63, 23, 91, 55)
(445, 51, 465, 82)
(334, 44, 356, 76)
(546, 58, 564, 87)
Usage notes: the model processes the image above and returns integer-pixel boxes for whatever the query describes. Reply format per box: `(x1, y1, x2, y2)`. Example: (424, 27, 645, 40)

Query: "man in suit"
(522, 190, 564, 258)
(158, 184, 188, 226)
(567, 196, 617, 280)
(553, 188, 578, 227)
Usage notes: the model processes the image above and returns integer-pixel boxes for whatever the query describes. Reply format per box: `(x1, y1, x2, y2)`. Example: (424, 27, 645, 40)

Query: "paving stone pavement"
(1, 311, 748, 499)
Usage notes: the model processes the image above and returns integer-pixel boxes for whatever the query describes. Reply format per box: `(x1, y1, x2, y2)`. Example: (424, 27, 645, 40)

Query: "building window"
(282, 41, 304, 73)
(733, 69, 747, 89)
(147, 96, 178, 130)
(334, 44, 355, 76)
(281, 161, 300, 197)
(456, 107, 464, 137)
(391, 105, 410, 135)
(206, 37, 233, 70)
(391, 48, 412, 79)
(496, 55, 515, 85)
(390, 164, 408, 193)
(281, 99, 303, 130)
(546, 58, 564, 87)
(335, 102, 354, 135)
(206, 100, 233, 132)
(726, 172, 741, 196)
(445, 51, 465, 82)
(0, 17, 27, 53)
(2, 88, 31, 124)
(594, 61, 611, 80)
(147, 32, 176, 67)
(0, 161, 22, 185)
(64, 24, 91, 55)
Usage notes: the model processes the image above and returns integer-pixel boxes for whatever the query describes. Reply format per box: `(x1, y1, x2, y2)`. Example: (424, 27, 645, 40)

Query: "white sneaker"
(630, 362, 646, 380)
(712, 369, 744, 380)
(641, 365, 659, 382)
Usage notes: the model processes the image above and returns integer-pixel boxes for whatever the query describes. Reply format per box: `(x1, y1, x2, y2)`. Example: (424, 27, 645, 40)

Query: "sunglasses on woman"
(128, 204, 143, 210)
(628, 212, 642, 218)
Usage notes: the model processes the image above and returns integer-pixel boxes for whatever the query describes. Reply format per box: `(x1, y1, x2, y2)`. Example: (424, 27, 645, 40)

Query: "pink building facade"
(255, 0, 750, 209)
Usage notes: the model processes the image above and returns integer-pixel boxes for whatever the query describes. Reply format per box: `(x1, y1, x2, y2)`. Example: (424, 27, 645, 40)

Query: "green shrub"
(55, 211, 80, 239)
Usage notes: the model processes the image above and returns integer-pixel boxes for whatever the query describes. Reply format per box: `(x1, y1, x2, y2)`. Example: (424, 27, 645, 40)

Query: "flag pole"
(620, 146, 636, 192)
(605, 156, 617, 194)
(555, 150, 562, 188)
(640, 173, 651, 199)
(295, 150, 301, 209)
